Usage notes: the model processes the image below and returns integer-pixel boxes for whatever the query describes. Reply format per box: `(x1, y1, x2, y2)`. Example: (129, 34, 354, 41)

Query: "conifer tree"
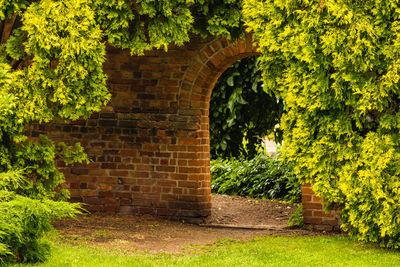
(244, 0, 400, 247)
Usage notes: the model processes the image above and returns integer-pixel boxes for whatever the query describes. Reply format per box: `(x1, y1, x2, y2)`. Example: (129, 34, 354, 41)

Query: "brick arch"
(167, 34, 260, 221)
(179, 34, 259, 109)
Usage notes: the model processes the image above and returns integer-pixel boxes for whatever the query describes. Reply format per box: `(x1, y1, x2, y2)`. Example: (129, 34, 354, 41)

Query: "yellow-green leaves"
(94, 0, 244, 55)
(0, 0, 29, 20)
(244, 0, 400, 247)
(21, 0, 109, 121)
(0, 0, 112, 213)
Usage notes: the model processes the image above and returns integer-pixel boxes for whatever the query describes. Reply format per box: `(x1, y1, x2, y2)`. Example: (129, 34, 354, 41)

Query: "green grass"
(8, 234, 400, 267)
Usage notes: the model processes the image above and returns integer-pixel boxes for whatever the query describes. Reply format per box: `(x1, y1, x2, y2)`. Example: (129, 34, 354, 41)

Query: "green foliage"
(191, 0, 244, 39)
(0, 171, 81, 263)
(288, 204, 303, 228)
(5, 0, 110, 122)
(243, 0, 400, 247)
(210, 154, 301, 202)
(0, 0, 97, 205)
(93, 0, 194, 55)
(0, 0, 29, 20)
(0, 88, 89, 202)
(2, 0, 246, 56)
(210, 56, 283, 159)
(0, 1, 111, 263)
(92, 0, 245, 55)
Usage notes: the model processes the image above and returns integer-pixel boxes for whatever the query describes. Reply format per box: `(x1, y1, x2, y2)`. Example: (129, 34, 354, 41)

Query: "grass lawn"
(8, 234, 400, 267)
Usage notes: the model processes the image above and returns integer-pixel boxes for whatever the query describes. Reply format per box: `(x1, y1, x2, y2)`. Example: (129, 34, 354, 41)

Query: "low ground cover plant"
(211, 154, 301, 202)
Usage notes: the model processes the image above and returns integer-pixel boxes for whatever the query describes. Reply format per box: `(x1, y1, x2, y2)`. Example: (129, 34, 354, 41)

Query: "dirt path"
(205, 195, 297, 227)
(53, 195, 326, 253)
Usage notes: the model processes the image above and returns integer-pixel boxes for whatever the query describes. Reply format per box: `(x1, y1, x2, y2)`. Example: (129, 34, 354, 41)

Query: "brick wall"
(24, 32, 340, 227)
(302, 184, 340, 231)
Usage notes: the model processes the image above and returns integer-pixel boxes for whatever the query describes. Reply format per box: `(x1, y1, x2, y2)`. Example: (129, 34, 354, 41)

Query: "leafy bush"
(0, 24, 87, 263)
(211, 154, 301, 202)
(243, 0, 400, 247)
(0, 171, 81, 263)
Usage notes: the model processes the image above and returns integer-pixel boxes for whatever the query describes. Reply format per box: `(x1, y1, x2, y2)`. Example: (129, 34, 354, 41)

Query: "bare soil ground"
(53, 195, 332, 253)
(204, 195, 297, 227)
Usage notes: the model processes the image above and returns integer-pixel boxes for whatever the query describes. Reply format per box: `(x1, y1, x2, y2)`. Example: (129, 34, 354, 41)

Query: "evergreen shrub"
(0, 171, 81, 263)
(244, 0, 400, 247)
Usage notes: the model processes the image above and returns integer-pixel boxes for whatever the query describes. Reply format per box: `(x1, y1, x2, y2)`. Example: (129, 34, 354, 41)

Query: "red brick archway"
(28, 33, 338, 229)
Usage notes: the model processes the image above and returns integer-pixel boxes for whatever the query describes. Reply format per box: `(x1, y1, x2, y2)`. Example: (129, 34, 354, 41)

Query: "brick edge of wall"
(302, 184, 341, 231)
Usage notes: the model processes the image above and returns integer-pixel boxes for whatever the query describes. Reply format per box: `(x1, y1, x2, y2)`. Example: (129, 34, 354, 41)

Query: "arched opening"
(209, 56, 283, 160)
(175, 34, 261, 220)
(203, 55, 300, 227)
